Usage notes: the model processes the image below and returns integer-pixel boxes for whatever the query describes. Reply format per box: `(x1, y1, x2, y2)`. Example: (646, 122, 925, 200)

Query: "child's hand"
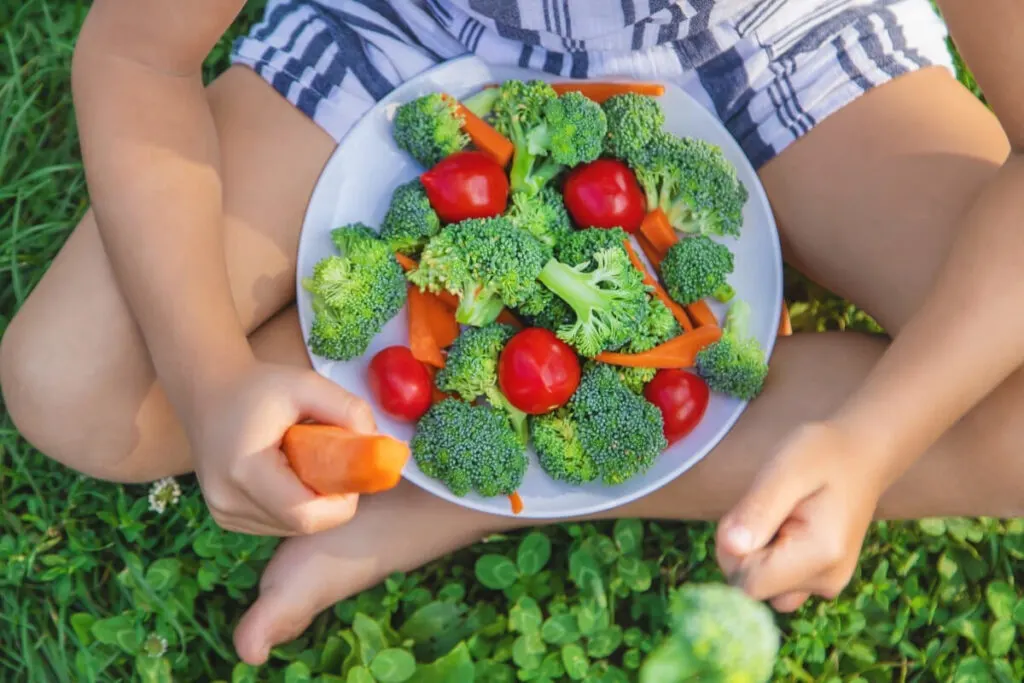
(715, 422, 884, 612)
(188, 362, 376, 536)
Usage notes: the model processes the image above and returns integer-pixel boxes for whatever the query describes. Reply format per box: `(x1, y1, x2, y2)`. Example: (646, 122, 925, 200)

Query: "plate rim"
(296, 53, 783, 519)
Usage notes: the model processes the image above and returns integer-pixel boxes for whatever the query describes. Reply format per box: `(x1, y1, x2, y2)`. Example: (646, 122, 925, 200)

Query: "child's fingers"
(733, 517, 839, 602)
(298, 372, 377, 434)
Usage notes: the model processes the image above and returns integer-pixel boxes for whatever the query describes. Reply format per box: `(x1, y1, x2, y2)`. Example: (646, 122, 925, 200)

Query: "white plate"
(297, 55, 782, 519)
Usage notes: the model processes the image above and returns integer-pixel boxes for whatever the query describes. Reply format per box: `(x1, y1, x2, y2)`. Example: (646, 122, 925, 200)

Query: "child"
(4, 0, 1024, 667)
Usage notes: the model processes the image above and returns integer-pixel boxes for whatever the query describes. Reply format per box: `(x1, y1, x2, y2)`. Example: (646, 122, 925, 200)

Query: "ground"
(1, 2, 1022, 682)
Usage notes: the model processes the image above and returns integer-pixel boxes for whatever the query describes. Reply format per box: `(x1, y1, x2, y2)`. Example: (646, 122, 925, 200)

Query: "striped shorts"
(230, 0, 955, 169)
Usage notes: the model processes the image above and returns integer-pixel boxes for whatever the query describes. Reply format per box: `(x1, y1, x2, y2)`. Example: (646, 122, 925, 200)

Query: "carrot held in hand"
(639, 208, 677, 259)
(596, 325, 722, 368)
(550, 81, 665, 102)
(282, 424, 409, 496)
(624, 239, 693, 332)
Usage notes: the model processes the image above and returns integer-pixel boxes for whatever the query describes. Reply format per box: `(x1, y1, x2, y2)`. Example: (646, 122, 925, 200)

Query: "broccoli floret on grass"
(537, 247, 650, 357)
(640, 583, 780, 683)
(408, 216, 548, 326)
(435, 323, 528, 443)
(630, 132, 748, 238)
(491, 80, 606, 194)
(602, 93, 665, 160)
(303, 224, 406, 360)
(531, 363, 666, 486)
(506, 187, 574, 251)
(660, 235, 735, 306)
(695, 300, 769, 400)
(411, 399, 528, 497)
(393, 93, 469, 168)
(379, 179, 441, 255)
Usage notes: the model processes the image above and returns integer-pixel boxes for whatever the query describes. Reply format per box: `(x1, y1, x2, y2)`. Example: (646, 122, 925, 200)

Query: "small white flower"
(143, 633, 168, 658)
(148, 477, 182, 514)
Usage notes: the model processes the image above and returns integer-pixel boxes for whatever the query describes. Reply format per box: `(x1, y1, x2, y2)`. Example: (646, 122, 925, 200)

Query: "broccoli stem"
(713, 282, 735, 303)
(538, 259, 607, 314)
(461, 88, 499, 118)
(510, 146, 537, 194)
(485, 388, 529, 445)
(527, 158, 564, 193)
(455, 282, 505, 326)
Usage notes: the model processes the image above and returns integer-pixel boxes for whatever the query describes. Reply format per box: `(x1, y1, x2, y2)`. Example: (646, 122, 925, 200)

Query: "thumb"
(717, 459, 812, 561)
(298, 373, 377, 434)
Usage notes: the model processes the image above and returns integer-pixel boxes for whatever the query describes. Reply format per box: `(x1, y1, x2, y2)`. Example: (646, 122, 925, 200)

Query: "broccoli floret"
(303, 224, 407, 360)
(630, 132, 748, 238)
(393, 93, 469, 168)
(411, 399, 528, 497)
(602, 93, 665, 160)
(695, 300, 769, 400)
(435, 323, 528, 443)
(639, 583, 779, 683)
(379, 179, 441, 255)
(537, 247, 650, 357)
(491, 81, 605, 194)
(556, 227, 629, 268)
(532, 364, 666, 486)
(408, 216, 548, 326)
(660, 235, 735, 306)
(515, 287, 576, 332)
(530, 410, 599, 485)
(616, 297, 681, 394)
(505, 187, 574, 251)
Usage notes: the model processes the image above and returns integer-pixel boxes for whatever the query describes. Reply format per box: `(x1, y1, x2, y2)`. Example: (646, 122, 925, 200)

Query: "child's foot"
(232, 481, 511, 665)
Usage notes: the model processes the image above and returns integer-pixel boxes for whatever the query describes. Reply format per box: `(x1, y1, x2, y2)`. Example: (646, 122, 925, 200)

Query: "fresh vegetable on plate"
(302, 224, 407, 361)
(695, 299, 770, 400)
(435, 323, 529, 443)
(531, 363, 667, 486)
(392, 93, 470, 168)
(644, 369, 710, 443)
(498, 327, 581, 415)
(282, 424, 410, 495)
(563, 158, 646, 233)
(411, 399, 528, 498)
(660, 234, 736, 306)
(601, 92, 666, 160)
(505, 186, 574, 250)
(379, 178, 441, 256)
(367, 346, 434, 422)
(419, 150, 509, 223)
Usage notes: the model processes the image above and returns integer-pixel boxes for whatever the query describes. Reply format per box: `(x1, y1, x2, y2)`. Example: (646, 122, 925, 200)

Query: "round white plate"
(297, 55, 782, 519)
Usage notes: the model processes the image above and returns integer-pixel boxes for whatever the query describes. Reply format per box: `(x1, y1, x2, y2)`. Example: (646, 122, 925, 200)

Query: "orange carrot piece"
(686, 299, 718, 328)
(778, 300, 792, 337)
(550, 81, 666, 102)
(442, 94, 515, 167)
(509, 492, 524, 515)
(422, 293, 460, 349)
(595, 325, 722, 369)
(624, 240, 693, 332)
(394, 252, 418, 272)
(407, 285, 446, 368)
(639, 209, 678, 258)
(634, 232, 665, 270)
(496, 308, 524, 329)
(282, 424, 409, 495)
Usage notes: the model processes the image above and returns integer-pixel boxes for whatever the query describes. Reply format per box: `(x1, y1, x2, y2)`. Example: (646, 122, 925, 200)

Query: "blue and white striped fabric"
(231, 0, 954, 168)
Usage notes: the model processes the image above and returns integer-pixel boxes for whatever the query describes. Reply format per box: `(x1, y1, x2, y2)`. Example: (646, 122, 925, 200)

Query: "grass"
(2, 2, 1023, 682)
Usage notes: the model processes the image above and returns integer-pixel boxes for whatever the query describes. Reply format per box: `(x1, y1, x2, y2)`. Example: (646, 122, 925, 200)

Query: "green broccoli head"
(303, 225, 407, 360)
(529, 91, 607, 167)
(630, 132, 748, 238)
(556, 227, 629, 268)
(515, 287, 576, 332)
(695, 300, 768, 400)
(393, 93, 469, 168)
(616, 297, 681, 393)
(660, 235, 735, 306)
(602, 93, 665, 160)
(639, 583, 779, 683)
(569, 363, 667, 485)
(530, 409, 599, 486)
(491, 79, 558, 146)
(537, 247, 650, 357)
(506, 187, 574, 251)
(435, 324, 528, 443)
(379, 179, 441, 255)
(408, 216, 548, 326)
(411, 399, 528, 497)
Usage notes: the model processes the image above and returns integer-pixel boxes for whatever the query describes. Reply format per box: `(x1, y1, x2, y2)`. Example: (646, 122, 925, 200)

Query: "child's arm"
(72, 0, 371, 535)
(718, 1, 1024, 602)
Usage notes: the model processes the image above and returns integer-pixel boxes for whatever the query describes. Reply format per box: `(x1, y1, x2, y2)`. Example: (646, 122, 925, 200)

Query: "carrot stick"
(639, 209, 678, 258)
(394, 252, 418, 272)
(407, 285, 446, 368)
(509, 492, 524, 515)
(685, 299, 718, 328)
(282, 424, 409, 496)
(595, 325, 722, 369)
(778, 300, 792, 337)
(624, 240, 693, 332)
(496, 308, 524, 329)
(634, 232, 665, 270)
(442, 94, 515, 167)
(550, 81, 666, 102)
